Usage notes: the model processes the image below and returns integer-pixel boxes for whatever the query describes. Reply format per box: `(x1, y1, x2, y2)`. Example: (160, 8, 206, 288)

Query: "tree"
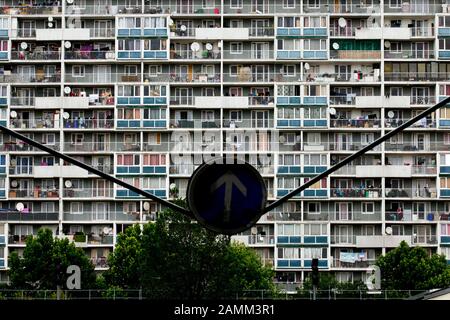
(104, 203, 276, 299)
(376, 241, 450, 291)
(8, 229, 96, 290)
(298, 273, 366, 299)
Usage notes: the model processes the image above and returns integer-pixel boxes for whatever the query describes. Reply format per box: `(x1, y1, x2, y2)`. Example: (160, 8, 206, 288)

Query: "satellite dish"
(47, 22, 53, 28)
(11, 180, 18, 188)
(180, 25, 187, 32)
(143, 202, 150, 211)
(169, 183, 177, 190)
(64, 87, 71, 94)
(64, 41, 72, 48)
(385, 226, 393, 235)
(332, 42, 340, 50)
(65, 180, 73, 188)
(10, 159, 16, 166)
(10, 111, 17, 118)
(67, 0, 74, 3)
(16, 203, 24, 212)
(279, 136, 286, 143)
(103, 227, 110, 234)
(168, 18, 174, 25)
(338, 17, 347, 28)
(206, 43, 213, 51)
(48, 17, 54, 22)
(329, 107, 337, 115)
(384, 40, 391, 48)
(63, 112, 70, 120)
(304, 63, 310, 70)
(387, 111, 395, 118)
(191, 42, 200, 52)
(20, 42, 28, 50)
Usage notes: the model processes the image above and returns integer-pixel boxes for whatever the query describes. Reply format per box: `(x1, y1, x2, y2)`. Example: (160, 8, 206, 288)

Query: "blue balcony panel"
(304, 166, 327, 174)
(144, 189, 166, 198)
(117, 28, 141, 37)
(116, 190, 140, 198)
(143, 97, 167, 105)
(277, 259, 301, 268)
(439, 120, 450, 127)
(303, 96, 327, 105)
(441, 236, 450, 244)
(277, 236, 301, 244)
(0, 190, 5, 198)
(276, 28, 301, 37)
(303, 189, 327, 197)
(303, 28, 327, 37)
(438, 28, 450, 37)
(439, 51, 450, 59)
(143, 28, 168, 37)
(0, 52, 7, 60)
(0, 235, 5, 244)
(303, 119, 327, 127)
(304, 259, 328, 268)
(0, 258, 4, 269)
(143, 120, 166, 128)
(277, 166, 301, 174)
(143, 166, 167, 174)
(277, 50, 301, 59)
(117, 51, 142, 59)
(303, 50, 327, 59)
(277, 96, 301, 105)
(143, 51, 168, 59)
(440, 166, 450, 174)
(0, 97, 7, 105)
(277, 119, 301, 127)
(116, 166, 140, 174)
(0, 29, 8, 38)
(0, 167, 7, 175)
(441, 189, 450, 197)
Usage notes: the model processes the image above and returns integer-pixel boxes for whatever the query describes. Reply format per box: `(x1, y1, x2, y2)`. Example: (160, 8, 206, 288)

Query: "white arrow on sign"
(210, 171, 247, 223)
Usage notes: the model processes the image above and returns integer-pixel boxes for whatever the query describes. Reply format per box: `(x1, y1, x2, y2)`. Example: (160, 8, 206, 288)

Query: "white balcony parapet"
(356, 235, 412, 248)
(355, 165, 412, 178)
(33, 165, 90, 178)
(35, 97, 61, 108)
(382, 27, 411, 40)
(195, 28, 249, 40)
(355, 27, 382, 39)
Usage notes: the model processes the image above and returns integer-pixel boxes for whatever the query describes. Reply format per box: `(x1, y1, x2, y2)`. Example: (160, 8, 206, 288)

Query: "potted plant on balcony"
(73, 231, 86, 243)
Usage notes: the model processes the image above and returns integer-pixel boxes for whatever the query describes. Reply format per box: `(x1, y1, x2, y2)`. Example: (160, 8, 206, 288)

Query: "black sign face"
(187, 158, 267, 234)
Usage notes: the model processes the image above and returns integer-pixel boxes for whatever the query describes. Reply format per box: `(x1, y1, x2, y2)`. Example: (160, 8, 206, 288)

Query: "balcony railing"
(8, 189, 59, 198)
(0, 73, 61, 84)
(64, 51, 115, 60)
(63, 119, 114, 129)
(306, 72, 379, 83)
(331, 188, 381, 198)
(384, 50, 435, 59)
(330, 235, 357, 245)
(2, 141, 60, 152)
(10, 119, 57, 129)
(169, 119, 221, 129)
(91, 257, 108, 268)
(144, 73, 220, 83)
(383, 3, 441, 14)
(330, 50, 381, 60)
(171, 50, 221, 60)
(8, 234, 34, 245)
(385, 188, 437, 198)
(385, 72, 450, 81)
(385, 211, 438, 222)
(0, 211, 58, 221)
(332, 259, 376, 269)
(385, 118, 436, 128)
(11, 51, 61, 60)
(222, 118, 274, 129)
(65, 73, 139, 83)
(64, 211, 137, 222)
(330, 118, 381, 128)
(223, 50, 274, 60)
(169, 164, 197, 175)
(0, 6, 62, 15)
(63, 189, 114, 198)
(412, 235, 438, 245)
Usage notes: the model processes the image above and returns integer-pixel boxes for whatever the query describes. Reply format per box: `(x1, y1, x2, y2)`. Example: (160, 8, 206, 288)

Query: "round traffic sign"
(187, 158, 267, 234)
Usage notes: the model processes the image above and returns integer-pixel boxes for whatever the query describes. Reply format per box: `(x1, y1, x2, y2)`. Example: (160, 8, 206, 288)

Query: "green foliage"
(8, 228, 96, 290)
(104, 202, 275, 299)
(376, 241, 450, 291)
(297, 273, 367, 299)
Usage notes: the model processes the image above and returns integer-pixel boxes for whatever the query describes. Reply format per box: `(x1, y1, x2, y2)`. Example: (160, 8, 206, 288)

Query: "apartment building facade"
(0, 0, 450, 291)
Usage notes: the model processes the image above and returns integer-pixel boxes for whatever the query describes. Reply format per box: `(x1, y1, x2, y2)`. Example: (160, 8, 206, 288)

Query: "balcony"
(223, 50, 274, 60)
(330, 118, 381, 129)
(0, 211, 58, 221)
(63, 188, 113, 198)
(355, 27, 382, 39)
(382, 27, 412, 40)
(306, 71, 380, 83)
(170, 118, 221, 129)
(2, 141, 60, 152)
(0, 73, 61, 84)
(0, 5, 61, 15)
(144, 72, 220, 83)
(87, 234, 114, 245)
(195, 28, 249, 39)
(385, 212, 438, 222)
(383, 3, 441, 14)
(169, 164, 196, 176)
(330, 188, 381, 198)
(385, 118, 436, 129)
(170, 49, 221, 60)
(11, 51, 61, 60)
(385, 72, 450, 81)
(65, 50, 115, 60)
(91, 257, 108, 269)
(231, 235, 275, 246)
(333, 211, 382, 221)
(330, 235, 356, 245)
(8, 234, 34, 245)
(63, 119, 114, 130)
(332, 259, 376, 269)
(385, 188, 437, 199)
(412, 235, 438, 245)
(384, 50, 435, 59)
(10, 119, 58, 130)
(330, 50, 381, 60)
(8, 189, 59, 199)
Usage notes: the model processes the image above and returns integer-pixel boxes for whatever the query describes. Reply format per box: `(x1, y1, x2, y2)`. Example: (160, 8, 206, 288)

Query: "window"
(143, 108, 166, 120)
(118, 108, 141, 120)
(361, 133, 374, 146)
(202, 0, 215, 9)
(70, 202, 83, 214)
(306, 202, 321, 214)
(118, 85, 140, 97)
(144, 85, 165, 97)
(390, 42, 402, 53)
(278, 224, 301, 235)
(278, 107, 301, 119)
(304, 177, 327, 189)
(0, 40, 7, 52)
(445, 133, 450, 145)
(389, 0, 401, 8)
(201, 110, 215, 121)
(283, 0, 295, 9)
(304, 154, 327, 165)
(72, 65, 85, 77)
(304, 247, 327, 259)
(389, 132, 403, 144)
(304, 106, 326, 119)
(304, 16, 326, 28)
(148, 65, 161, 76)
(278, 17, 300, 28)
(439, 16, 450, 28)
(143, 154, 166, 166)
(71, 133, 83, 145)
(117, 154, 140, 166)
(143, 17, 166, 28)
(230, 110, 242, 122)
(278, 247, 301, 259)
(441, 177, 450, 189)
(278, 39, 300, 51)
(144, 39, 166, 51)
(229, 65, 243, 76)
(306, 132, 321, 145)
(278, 154, 300, 166)
(230, 0, 243, 9)
(146, 133, 161, 145)
(142, 177, 165, 189)
(118, 39, 141, 51)
(202, 87, 215, 96)
(282, 65, 296, 76)
(44, 134, 56, 145)
(282, 133, 296, 145)
(307, 0, 320, 8)
(362, 202, 375, 214)
(123, 202, 137, 214)
(304, 223, 327, 235)
(303, 39, 327, 51)
(118, 17, 141, 29)
(230, 42, 243, 54)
